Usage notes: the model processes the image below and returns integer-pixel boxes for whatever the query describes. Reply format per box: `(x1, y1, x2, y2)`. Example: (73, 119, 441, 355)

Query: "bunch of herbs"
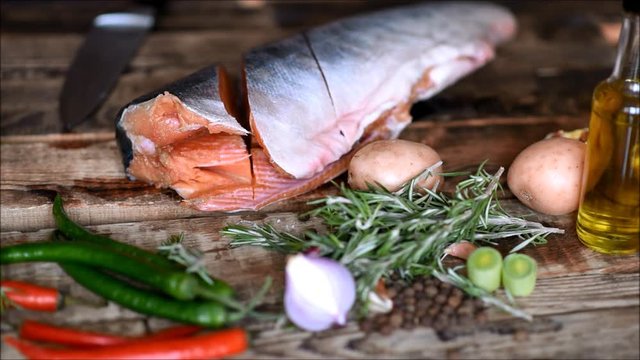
(222, 163, 563, 320)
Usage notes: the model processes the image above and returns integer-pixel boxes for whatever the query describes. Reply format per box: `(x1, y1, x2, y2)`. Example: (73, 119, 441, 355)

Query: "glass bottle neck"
(611, 12, 640, 80)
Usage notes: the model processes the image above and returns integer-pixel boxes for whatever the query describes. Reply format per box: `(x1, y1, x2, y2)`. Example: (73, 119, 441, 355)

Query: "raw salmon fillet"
(116, 2, 517, 211)
(116, 66, 251, 199)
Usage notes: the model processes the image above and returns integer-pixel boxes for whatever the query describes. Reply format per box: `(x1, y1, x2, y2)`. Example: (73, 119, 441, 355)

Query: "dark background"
(0, 0, 623, 135)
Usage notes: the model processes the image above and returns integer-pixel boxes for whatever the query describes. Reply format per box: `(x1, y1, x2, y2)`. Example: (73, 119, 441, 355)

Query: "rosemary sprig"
(158, 233, 214, 285)
(157, 234, 278, 320)
(222, 164, 563, 320)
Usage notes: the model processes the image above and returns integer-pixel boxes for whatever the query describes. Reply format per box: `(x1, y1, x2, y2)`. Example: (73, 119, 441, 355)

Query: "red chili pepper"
(19, 320, 129, 347)
(141, 324, 202, 341)
(19, 320, 202, 348)
(4, 328, 248, 360)
(1, 280, 60, 312)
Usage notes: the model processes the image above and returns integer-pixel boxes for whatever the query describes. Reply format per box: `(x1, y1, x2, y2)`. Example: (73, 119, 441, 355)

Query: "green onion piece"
(467, 247, 503, 292)
(502, 253, 537, 297)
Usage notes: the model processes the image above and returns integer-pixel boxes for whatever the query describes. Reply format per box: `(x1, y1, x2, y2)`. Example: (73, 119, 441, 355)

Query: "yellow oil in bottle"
(577, 2, 639, 255)
(576, 78, 640, 254)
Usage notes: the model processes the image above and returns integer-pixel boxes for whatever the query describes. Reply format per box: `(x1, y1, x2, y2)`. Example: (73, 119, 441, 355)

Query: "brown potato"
(507, 137, 586, 215)
(348, 139, 442, 192)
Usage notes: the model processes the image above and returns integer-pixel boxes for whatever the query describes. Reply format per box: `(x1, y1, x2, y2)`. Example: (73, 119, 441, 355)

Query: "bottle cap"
(623, 0, 640, 13)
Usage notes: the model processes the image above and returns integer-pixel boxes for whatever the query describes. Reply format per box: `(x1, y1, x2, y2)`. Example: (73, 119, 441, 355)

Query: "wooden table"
(1, 1, 638, 358)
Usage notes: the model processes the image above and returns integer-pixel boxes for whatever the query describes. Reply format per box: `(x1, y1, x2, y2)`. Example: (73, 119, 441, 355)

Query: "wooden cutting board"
(2, 115, 638, 359)
(1, 0, 638, 358)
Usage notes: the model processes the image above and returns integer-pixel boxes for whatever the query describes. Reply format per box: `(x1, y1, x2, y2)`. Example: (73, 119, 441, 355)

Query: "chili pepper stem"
(203, 276, 275, 322)
(194, 286, 245, 311)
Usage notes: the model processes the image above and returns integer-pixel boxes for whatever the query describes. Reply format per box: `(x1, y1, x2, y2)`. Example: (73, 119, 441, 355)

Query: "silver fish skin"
(165, 66, 247, 136)
(244, 34, 336, 174)
(245, 1, 516, 179)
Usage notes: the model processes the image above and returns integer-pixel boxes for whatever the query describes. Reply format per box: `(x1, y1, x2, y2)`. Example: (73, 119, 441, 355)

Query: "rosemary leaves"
(222, 164, 563, 320)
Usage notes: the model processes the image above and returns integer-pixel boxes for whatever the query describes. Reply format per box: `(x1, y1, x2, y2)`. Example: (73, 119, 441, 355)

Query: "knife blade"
(59, 8, 155, 131)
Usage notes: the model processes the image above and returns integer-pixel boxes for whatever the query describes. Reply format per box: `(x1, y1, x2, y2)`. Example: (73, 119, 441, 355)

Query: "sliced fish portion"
(116, 65, 251, 198)
(189, 112, 405, 212)
(189, 147, 348, 212)
(245, 1, 516, 179)
(244, 34, 337, 177)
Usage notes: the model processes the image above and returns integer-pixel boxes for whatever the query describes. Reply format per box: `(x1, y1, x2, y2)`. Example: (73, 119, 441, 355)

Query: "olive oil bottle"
(576, 0, 639, 255)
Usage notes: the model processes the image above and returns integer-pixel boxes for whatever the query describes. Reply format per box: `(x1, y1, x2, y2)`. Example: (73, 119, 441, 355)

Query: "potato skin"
(348, 139, 442, 192)
(507, 137, 585, 215)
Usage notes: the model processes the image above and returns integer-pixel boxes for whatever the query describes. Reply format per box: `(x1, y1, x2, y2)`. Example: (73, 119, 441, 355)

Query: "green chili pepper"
(52, 195, 177, 270)
(52, 195, 234, 299)
(50, 231, 245, 312)
(60, 262, 239, 327)
(0, 241, 198, 301)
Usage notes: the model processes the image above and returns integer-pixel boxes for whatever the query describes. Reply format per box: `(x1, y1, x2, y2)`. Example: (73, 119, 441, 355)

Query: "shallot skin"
(507, 137, 585, 215)
(444, 241, 478, 260)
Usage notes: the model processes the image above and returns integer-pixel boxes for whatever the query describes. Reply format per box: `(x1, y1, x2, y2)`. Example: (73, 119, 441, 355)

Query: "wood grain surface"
(1, 1, 638, 359)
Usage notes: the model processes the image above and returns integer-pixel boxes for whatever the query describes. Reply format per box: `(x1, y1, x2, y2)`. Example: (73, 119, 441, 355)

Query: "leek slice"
(467, 247, 502, 292)
(502, 253, 537, 297)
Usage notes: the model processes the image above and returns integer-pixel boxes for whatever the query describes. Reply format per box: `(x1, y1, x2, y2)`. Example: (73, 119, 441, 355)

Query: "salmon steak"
(116, 1, 516, 211)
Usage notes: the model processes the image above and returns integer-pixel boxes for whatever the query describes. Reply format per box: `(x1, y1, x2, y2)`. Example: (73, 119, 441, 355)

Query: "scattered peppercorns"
(360, 275, 487, 336)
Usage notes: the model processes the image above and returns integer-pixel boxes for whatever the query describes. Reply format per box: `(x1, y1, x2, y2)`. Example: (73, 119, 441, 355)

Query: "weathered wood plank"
(0, 0, 278, 33)
(0, 21, 616, 76)
(1, 0, 621, 33)
(4, 287, 638, 360)
(2, 184, 637, 316)
(0, 29, 292, 73)
(1, 2, 637, 359)
(3, 305, 637, 360)
(0, 26, 293, 135)
(337, 307, 639, 359)
(2, 215, 637, 313)
(4, 114, 634, 360)
(0, 62, 602, 137)
(0, 1, 619, 135)
(0, 39, 610, 135)
(0, 116, 588, 232)
(1, 206, 637, 317)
